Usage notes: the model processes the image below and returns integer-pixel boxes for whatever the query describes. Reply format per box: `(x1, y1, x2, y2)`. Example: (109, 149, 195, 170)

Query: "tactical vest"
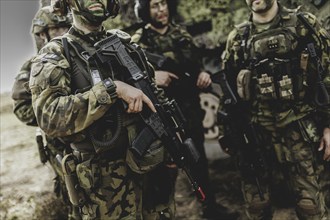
(236, 7, 312, 103)
(55, 29, 152, 154)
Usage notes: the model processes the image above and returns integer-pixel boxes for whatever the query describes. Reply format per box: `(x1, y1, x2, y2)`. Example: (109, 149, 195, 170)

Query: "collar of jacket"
(68, 26, 106, 45)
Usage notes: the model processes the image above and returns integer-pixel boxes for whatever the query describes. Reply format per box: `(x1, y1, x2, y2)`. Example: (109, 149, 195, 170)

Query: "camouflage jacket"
(12, 56, 69, 155)
(29, 26, 145, 148)
(132, 23, 205, 106)
(11, 58, 38, 126)
(221, 5, 330, 129)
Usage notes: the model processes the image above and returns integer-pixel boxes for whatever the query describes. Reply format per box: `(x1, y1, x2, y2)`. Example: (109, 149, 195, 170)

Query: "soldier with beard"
(132, 0, 239, 219)
(220, 0, 330, 219)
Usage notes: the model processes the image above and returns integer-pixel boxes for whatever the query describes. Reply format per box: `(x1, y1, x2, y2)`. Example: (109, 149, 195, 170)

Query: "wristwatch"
(103, 78, 117, 101)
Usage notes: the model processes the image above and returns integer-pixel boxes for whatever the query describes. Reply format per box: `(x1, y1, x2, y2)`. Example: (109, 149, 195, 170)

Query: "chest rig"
(61, 29, 151, 93)
(239, 9, 309, 103)
(59, 29, 152, 153)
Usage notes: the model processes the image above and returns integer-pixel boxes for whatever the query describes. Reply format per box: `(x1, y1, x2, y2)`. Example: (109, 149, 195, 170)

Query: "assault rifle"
(144, 50, 199, 85)
(92, 33, 206, 201)
(144, 51, 193, 81)
(217, 70, 266, 200)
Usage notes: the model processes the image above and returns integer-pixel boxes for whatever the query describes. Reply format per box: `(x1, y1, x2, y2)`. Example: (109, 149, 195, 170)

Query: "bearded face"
(149, 0, 169, 28)
(245, 0, 275, 13)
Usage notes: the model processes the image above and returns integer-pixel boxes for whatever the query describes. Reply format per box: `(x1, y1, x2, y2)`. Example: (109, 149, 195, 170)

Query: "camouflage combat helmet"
(31, 6, 72, 35)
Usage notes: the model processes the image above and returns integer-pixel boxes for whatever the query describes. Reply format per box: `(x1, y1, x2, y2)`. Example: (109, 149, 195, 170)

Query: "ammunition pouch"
(253, 58, 305, 102)
(278, 75, 294, 100)
(62, 154, 87, 207)
(256, 73, 277, 101)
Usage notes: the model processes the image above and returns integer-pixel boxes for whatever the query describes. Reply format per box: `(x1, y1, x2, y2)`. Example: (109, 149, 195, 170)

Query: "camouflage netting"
(175, 0, 247, 48)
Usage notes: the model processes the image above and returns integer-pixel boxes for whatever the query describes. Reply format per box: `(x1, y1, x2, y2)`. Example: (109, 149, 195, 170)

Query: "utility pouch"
(62, 154, 86, 207)
(76, 158, 101, 190)
(256, 73, 277, 100)
(297, 116, 321, 144)
(278, 75, 294, 100)
(237, 69, 252, 100)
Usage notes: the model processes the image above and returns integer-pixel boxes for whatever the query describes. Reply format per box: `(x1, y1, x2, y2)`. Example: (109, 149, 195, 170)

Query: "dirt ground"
(0, 92, 300, 220)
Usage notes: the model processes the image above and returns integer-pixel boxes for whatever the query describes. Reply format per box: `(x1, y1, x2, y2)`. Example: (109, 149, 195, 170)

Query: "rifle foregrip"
(183, 138, 200, 163)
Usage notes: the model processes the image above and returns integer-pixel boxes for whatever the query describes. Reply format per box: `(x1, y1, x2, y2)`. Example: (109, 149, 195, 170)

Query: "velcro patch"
(43, 53, 62, 61)
(31, 62, 44, 77)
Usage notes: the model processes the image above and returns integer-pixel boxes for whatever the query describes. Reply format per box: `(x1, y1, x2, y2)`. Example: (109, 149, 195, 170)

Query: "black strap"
(61, 37, 72, 72)
(61, 37, 93, 92)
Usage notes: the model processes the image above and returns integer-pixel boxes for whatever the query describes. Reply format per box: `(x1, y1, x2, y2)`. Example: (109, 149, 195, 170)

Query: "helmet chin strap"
(76, 9, 108, 24)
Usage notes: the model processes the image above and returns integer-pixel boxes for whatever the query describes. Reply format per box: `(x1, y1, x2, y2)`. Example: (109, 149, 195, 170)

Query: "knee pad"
(296, 198, 320, 216)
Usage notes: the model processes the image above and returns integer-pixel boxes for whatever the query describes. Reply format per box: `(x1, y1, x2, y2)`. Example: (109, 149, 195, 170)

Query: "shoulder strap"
(235, 21, 252, 65)
(60, 35, 94, 91)
(61, 37, 72, 72)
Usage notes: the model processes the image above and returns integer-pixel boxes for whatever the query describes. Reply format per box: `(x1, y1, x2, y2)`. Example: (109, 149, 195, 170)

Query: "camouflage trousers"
(316, 155, 330, 209)
(241, 117, 328, 220)
(75, 153, 175, 220)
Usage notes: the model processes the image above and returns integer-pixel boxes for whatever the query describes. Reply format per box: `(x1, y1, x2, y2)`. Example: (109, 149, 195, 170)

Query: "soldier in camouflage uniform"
(29, 0, 176, 219)
(220, 0, 330, 219)
(132, 0, 239, 219)
(10, 6, 80, 219)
